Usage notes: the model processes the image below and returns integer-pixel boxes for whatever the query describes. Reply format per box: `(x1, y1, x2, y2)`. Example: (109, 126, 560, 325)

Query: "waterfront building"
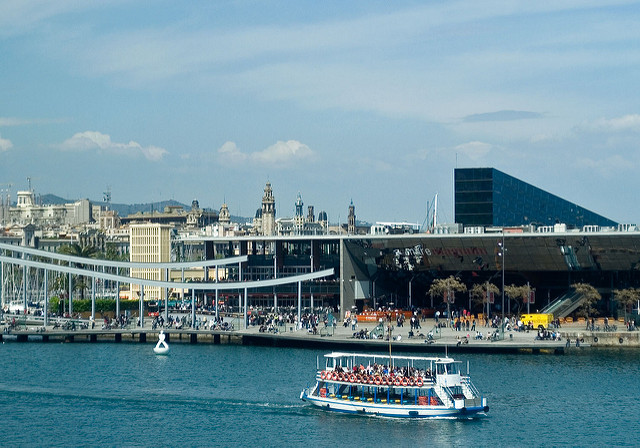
(454, 167, 617, 228)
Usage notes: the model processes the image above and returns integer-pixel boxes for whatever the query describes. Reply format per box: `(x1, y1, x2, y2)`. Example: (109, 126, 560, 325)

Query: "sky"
(2, 1, 640, 226)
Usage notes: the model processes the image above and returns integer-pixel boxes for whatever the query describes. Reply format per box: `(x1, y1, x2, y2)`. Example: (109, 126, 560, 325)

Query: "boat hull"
(301, 390, 487, 418)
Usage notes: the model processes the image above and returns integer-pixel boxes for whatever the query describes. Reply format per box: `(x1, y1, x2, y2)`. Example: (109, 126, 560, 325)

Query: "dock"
(5, 316, 629, 354)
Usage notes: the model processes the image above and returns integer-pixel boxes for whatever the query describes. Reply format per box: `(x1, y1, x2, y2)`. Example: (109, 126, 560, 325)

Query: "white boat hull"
(301, 390, 487, 418)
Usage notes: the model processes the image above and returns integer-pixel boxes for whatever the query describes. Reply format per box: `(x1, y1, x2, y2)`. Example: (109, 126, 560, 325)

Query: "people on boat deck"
(340, 362, 434, 380)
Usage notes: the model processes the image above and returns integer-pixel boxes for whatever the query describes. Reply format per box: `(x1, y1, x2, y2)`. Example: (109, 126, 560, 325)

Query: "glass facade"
(454, 168, 618, 228)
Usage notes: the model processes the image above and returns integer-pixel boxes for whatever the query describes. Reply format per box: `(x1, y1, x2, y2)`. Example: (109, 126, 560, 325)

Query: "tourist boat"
(300, 352, 488, 418)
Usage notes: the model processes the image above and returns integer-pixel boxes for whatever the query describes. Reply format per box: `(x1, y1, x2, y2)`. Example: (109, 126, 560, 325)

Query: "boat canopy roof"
(323, 352, 456, 364)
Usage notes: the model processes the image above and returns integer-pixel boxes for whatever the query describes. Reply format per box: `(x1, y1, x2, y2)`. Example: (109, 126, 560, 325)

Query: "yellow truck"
(520, 313, 554, 329)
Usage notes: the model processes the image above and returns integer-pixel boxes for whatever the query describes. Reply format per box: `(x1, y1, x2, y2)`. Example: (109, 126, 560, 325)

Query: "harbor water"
(0, 342, 638, 447)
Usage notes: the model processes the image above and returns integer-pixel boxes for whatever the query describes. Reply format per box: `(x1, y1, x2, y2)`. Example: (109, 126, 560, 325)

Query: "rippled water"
(0, 342, 637, 447)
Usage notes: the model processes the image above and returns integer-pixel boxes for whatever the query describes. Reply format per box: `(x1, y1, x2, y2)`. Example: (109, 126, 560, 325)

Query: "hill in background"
(37, 194, 251, 222)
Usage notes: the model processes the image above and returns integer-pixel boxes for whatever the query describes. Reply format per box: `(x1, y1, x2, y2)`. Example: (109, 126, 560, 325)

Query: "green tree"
(613, 288, 640, 317)
(470, 282, 499, 314)
(571, 283, 601, 318)
(504, 284, 530, 316)
(428, 276, 467, 326)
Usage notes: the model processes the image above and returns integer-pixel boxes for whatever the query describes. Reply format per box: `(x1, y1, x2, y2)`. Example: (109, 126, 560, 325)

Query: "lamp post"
(409, 276, 415, 310)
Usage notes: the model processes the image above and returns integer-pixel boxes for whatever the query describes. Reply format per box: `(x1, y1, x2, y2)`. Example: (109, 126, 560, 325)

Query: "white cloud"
(0, 117, 32, 126)
(217, 140, 315, 168)
(253, 140, 314, 165)
(577, 154, 633, 176)
(0, 1, 99, 37)
(58, 131, 168, 161)
(217, 141, 248, 164)
(0, 117, 67, 126)
(0, 134, 13, 152)
(588, 114, 640, 132)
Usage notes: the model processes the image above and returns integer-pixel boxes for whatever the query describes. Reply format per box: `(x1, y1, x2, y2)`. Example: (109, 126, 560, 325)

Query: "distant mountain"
(38, 194, 190, 217)
(39, 194, 69, 205)
(102, 200, 191, 217)
(35, 194, 254, 223)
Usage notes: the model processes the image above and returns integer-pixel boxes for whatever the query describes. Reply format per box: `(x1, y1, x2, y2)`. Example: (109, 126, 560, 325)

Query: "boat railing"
(461, 376, 480, 397)
(434, 384, 454, 407)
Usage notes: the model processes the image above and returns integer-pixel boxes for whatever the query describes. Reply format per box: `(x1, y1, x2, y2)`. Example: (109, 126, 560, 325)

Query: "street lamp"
(409, 275, 415, 309)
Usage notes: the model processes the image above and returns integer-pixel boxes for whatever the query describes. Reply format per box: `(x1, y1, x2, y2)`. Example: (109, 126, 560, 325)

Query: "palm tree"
(58, 243, 99, 300)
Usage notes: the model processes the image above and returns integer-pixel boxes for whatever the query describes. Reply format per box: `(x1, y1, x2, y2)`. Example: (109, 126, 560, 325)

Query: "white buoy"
(153, 330, 170, 355)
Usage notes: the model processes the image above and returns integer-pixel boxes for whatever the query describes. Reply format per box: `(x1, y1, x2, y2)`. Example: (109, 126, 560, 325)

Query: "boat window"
(437, 362, 459, 375)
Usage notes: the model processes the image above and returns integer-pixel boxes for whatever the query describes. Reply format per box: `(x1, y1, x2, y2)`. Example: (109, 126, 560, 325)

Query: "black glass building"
(454, 168, 617, 228)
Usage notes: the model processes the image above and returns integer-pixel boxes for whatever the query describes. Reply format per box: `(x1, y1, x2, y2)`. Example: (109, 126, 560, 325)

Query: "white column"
(244, 286, 248, 329)
(43, 269, 48, 326)
(191, 288, 196, 328)
(139, 284, 144, 327)
(297, 281, 302, 328)
(68, 272, 73, 316)
(91, 276, 96, 320)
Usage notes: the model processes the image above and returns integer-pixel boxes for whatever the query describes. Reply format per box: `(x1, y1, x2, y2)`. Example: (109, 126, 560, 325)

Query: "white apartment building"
(129, 223, 172, 301)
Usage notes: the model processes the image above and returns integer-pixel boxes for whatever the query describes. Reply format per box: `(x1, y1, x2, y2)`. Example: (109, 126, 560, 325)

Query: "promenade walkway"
(4, 313, 637, 351)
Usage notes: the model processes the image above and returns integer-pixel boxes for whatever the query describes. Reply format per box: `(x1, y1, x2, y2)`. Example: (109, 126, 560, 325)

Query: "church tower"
(348, 200, 356, 234)
(294, 192, 304, 234)
(219, 202, 230, 224)
(261, 181, 276, 236)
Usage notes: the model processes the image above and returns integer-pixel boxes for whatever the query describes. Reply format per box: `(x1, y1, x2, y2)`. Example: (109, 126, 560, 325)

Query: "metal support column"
(215, 266, 219, 320)
(68, 272, 73, 316)
(191, 288, 196, 328)
(115, 281, 120, 318)
(23, 264, 28, 312)
(310, 244, 314, 313)
(91, 276, 96, 320)
(297, 281, 302, 328)
(244, 286, 248, 329)
(273, 246, 277, 311)
(164, 268, 169, 322)
(215, 287, 219, 320)
(205, 267, 209, 306)
(44, 269, 48, 326)
(139, 284, 144, 328)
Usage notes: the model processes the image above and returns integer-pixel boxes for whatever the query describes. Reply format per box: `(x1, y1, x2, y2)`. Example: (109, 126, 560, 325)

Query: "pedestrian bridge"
(0, 242, 334, 328)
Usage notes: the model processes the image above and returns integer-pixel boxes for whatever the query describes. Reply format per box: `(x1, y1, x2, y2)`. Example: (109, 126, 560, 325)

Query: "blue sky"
(2, 1, 640, 225)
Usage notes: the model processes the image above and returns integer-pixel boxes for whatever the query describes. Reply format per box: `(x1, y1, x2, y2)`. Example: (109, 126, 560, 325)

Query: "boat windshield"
(436, 362, 459, 375)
